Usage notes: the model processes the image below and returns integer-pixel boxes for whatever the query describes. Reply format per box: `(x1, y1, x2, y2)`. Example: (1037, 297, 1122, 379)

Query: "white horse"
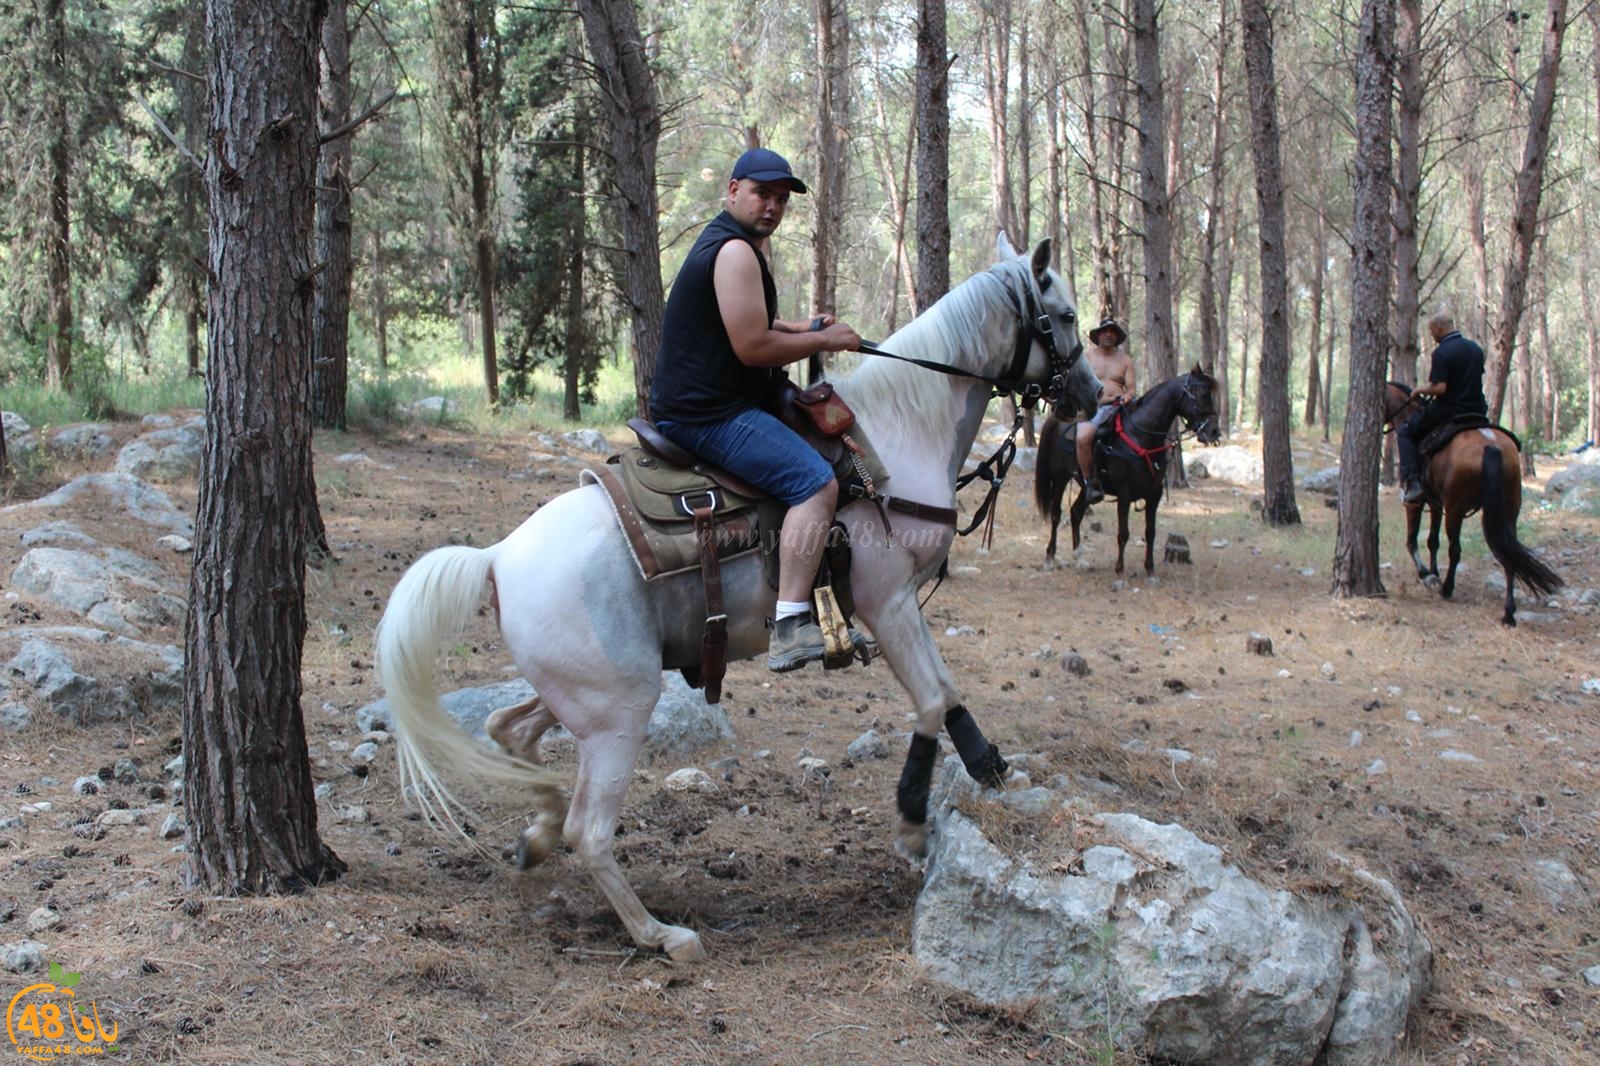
(376, 234, 1101, 961)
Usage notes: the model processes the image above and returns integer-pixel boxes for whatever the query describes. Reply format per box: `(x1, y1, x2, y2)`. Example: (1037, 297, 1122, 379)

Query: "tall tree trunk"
(867, 43, 917, 329)
(44, 0, 74, 393)
(1323, 254, 1337, 440)
(1391, 0, 1423, 389)
(1538, 274, 1556, 441)
(1237, 252, 1252, 427)
(1072, 0, 1112, 318)
(563, 126, 587, 422)
(1017, 17, 1032, 247)
(1218, 217, 1238, 435)
(371, 229, 389, 379)
(576, 0, 662, 415)
(1199, 2, 1231, 421)
(180, 4, 207, 380)
(914, 0, 951, 311)
(981, 2, 1019, 242)
(1241, 0, 1298, 526)
(1104, 16, 1133, 319)
(1583, 205, 1599, 445)
(1487, 0, 1568, 422)
(811, 0, 848, 321)
(1334, 0, 1395, 600)
(312, 0, 353, 431)
(185, 0, 345, 894)
(1132, 0, 1175, 378)
(464, 5, 500, 407)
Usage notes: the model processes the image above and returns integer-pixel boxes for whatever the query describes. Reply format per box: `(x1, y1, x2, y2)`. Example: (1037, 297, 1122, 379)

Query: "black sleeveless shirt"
(649, 211, 778, 424)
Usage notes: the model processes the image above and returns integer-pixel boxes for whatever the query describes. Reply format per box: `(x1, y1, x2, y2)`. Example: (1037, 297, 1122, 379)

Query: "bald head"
(1428, 311, 1455, 342)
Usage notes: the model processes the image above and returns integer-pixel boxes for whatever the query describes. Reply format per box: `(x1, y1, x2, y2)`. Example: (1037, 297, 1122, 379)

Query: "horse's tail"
(1480, 445, 1562, 597)
(1035, 415, 1067, 519)
(375, 544, 562, 848)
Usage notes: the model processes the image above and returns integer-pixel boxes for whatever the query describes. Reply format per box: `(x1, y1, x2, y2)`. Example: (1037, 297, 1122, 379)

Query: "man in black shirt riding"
(1399, 311, 1488, 504)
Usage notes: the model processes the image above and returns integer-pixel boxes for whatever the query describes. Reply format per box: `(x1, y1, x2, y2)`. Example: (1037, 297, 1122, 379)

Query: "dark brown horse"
(1035, 365, 1221, 573)
(1384, 382, 1561, 625)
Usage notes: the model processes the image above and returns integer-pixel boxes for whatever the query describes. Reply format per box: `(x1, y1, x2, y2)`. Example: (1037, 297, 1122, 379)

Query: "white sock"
(775, 599, 811, 620)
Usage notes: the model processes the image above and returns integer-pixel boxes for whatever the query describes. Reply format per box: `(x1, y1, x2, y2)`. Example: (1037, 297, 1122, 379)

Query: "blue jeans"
(656, 408, 834, 507)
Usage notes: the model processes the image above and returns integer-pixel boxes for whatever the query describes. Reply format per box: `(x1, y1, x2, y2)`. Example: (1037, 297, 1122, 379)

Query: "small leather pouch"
(794, 382, 855, 436)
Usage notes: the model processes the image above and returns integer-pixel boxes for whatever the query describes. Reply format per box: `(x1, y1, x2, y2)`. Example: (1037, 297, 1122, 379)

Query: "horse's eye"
(1064, 311, 1076, 325)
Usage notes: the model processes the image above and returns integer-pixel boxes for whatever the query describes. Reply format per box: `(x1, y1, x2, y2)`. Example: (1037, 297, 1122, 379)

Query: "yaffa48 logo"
(6, 961, 119, 1060)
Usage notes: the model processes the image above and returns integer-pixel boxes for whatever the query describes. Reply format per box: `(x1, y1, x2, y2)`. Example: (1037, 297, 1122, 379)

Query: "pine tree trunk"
(1487, 0, 1568, 423)
(371, 229, 389, 378)
(185, 0, 345, 894)
(981, 5, 1019, 243)
(577, 0, 663, 415)
(1241, 0, 1298, 527)
(464, 6, 499, 407)
(45, 0, 74, 393)
(914, 0, 951, 311)
(1323, 278, 1336, 441)
(563, 129, 586, 422)
(1133, 0, 1175, 380)
(181, 5, 207, 380)
(1391, 0, 1422, 389)
(811, 0, 848, 326)
(312, 0, 353, 431)
(1072, 0, 1111, 318)
(1334, 0, 1395, 600)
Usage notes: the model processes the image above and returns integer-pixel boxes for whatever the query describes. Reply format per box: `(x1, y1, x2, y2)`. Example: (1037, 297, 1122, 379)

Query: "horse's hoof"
(895, 820, 930, 865)
(1423, 575, 1441, 592)
(661, 927, 706, 962)
(1502, 615, 1516, 627)
(1043, 557, 1057, 571)
(512, 819, 561, 870)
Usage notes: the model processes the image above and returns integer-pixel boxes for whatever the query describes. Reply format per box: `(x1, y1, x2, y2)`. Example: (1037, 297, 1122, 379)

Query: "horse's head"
(994, 233, 1101, 419)
(1180, 363, 1223, 445)
(1384, 381, 1419, 426)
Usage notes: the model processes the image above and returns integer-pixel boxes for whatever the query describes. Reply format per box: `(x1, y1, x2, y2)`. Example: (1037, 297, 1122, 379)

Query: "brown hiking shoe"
(768, 614, 827, 672)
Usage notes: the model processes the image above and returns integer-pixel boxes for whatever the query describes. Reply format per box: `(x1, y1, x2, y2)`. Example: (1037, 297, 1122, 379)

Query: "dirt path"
(3, 419, 1597, 1063)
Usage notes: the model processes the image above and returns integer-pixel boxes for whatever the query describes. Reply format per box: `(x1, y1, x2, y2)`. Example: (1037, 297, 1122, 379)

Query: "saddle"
(581, 382, 889, 703)
(1417, 414, 1518, 464)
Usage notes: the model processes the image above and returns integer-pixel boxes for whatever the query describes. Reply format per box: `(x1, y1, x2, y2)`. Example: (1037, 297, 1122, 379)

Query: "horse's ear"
(1031, 239, 1053, 279)
(996, 231, 1018, 261)
(1191, 362, 1206, 377)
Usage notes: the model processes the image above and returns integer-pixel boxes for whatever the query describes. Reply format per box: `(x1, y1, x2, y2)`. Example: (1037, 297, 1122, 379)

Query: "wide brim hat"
(1089, 318, 1128, 346)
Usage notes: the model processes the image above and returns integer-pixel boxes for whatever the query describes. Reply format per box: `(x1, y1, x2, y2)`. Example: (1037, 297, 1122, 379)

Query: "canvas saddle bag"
(580, 387, 887, 703)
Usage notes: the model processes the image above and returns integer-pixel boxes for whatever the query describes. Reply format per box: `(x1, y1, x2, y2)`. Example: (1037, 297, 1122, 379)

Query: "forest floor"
(2, 413, 1598, 1064)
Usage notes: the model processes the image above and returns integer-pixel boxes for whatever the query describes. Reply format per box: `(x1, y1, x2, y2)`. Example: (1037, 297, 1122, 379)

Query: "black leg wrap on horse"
(897, 733, 939, 825)
(945, 704, 1009, 789)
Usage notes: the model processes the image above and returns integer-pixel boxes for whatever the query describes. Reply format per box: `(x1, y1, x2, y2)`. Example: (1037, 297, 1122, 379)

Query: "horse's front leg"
(1143, 495, 1159, 574)
(856, 583, 1008, 859)
(1405, 503, 1428, 581)
(1044, 471, 1065, 569)
(1115, 497, 1132, 574)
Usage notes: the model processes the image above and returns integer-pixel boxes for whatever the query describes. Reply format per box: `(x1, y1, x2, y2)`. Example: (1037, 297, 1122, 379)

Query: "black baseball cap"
(730, 148, 808, 194)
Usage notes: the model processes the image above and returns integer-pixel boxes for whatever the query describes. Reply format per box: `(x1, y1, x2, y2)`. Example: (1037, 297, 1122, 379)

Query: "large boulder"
(2, 472, 193, 535)
(1, 629, 183, 725)
(356, 672, 733, 757)
(114, 419, 205, 481)
(912, 758, 1430, 1066)
(2, 412, 37, 464)
(10, 546, 185, 636)
(1187, 444, 1264, 485)
(1544, 460, 1600, 517)
(47, 423, 116, 460)
(1300, 466, 1342, 495)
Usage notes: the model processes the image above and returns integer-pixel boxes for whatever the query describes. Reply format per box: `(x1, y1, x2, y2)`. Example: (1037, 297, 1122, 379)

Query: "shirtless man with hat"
(1075, 318, 1137, 504)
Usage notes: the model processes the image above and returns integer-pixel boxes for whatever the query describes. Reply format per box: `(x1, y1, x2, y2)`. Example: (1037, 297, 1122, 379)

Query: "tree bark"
(371, 228, 389, 378)
(981, 2, 1019, 243)
(914, 0, 951, 311)
(1334, 0, 1395, 600)
(577, 0, 664, 414)
(563, 130, 586, 421)
(1241, 0, 1298, 527)
(44, 0, 74, 393)
(185, 0, 345, 894)
(312, 0, 354, 431)
(1072, 0, 1112, 318)
(1391, 0, 1423, 389)
(811, 0, 849, 321)
(1132, 0, 1176, 380)
(464, 4, 500, 407)
(1487, 0, 1568, 423)
(180, 5, 208, 380)
(1199, 4, 1231, 427)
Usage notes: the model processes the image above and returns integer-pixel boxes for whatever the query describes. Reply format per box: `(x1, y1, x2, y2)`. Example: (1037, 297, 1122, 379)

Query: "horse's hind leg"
(1502, 560, 1518, 626)
(1439, 509, 1465, 600)
(1426, 506, 1443, 579)
(1069, 487, 1090, 553)
(564, 708, 705, 962)
(487, 695, 556, 763)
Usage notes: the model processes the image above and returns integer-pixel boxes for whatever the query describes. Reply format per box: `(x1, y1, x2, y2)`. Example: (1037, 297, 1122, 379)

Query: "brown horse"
(1383, 382, 1561, 625)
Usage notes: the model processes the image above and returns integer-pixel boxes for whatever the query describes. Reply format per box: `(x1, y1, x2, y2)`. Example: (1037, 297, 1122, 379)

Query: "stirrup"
(1082, 478, 1105, 504)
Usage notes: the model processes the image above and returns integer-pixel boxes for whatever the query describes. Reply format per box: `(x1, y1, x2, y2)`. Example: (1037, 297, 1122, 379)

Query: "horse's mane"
(838, 261, 1022, 424)
(1388, 380, 1413, 394)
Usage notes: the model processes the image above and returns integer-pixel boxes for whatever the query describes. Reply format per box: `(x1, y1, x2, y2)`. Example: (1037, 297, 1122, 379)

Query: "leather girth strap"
(692, 505, 729, 704)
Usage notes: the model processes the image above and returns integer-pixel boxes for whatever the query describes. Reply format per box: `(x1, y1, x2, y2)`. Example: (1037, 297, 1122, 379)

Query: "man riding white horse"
(649, 147, 863, 672)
